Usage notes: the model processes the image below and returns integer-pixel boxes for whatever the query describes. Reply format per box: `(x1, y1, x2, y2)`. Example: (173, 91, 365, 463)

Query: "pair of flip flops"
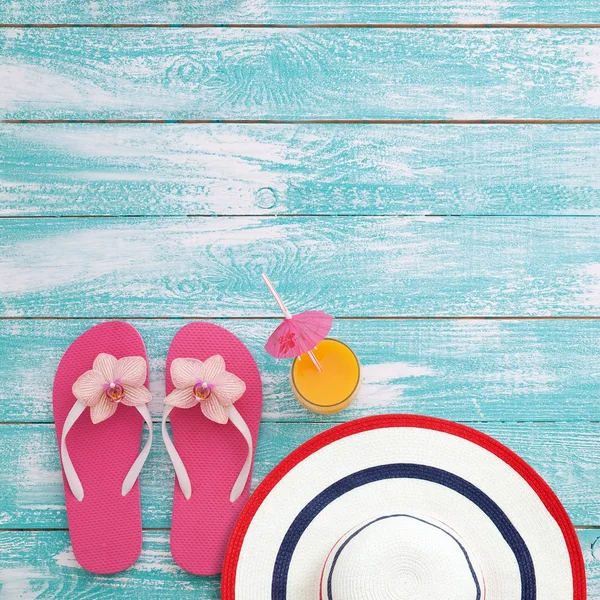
(53, 321, 262, 575)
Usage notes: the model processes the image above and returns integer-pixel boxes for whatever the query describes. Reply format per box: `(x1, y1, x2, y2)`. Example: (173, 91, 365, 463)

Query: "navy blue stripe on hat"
(326, 514, 482, 600)
(271, 463, 535, 600)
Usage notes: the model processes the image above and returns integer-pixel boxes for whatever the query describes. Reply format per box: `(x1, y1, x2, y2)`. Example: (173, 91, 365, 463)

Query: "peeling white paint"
(10, 126, 291, 189)
(133, 552, 181, 575)
(575, 263, 600, 309)
(362, 362, 435, 381)
(15, 434, 63, 514)
(147, 535, 170, 544)
(576, 43, 600, 108)
(451, 1, 505, 24)
(0, 218, 286, 294)
(148, 357, 167, 417)
(53, 547, 79, 569)
(482, 367, 558, 393)
(355, 361, 434, 407)
(0, 63, 123, 117)
(0, 568, 47, 598)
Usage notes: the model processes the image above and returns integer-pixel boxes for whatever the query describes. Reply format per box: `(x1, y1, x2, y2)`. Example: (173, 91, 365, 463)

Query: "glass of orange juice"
(290, 338, 361, 414)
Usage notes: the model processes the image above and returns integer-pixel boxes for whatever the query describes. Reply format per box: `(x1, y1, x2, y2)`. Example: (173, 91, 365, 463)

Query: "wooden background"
(1, 1, 600, 597)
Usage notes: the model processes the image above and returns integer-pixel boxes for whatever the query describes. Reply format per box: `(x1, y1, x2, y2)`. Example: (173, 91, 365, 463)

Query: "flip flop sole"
(53, 321, 148, 574)
(167, 322, 263, 576)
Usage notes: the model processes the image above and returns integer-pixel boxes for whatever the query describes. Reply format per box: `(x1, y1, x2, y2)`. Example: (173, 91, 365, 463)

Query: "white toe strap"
(161, 404, 253, 503)
(228, 405, 253, 502)
(60, 401, 87, 501)
(122, 404, 153, 496)
(60, 401, 153, 501)
(162, 404, 192, 500)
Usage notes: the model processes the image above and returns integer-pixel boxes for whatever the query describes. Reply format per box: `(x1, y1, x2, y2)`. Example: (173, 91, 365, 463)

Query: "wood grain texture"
(1, 421, 599, 529)
(2, 29, 600, 120)
(4, 123, 600, 216)
(0, 528, 596, 598)
(2, 318, 600, 423)
(1, 0, 600, 25)
(0, 530, 220, 599)
(2, 216, 600, 318)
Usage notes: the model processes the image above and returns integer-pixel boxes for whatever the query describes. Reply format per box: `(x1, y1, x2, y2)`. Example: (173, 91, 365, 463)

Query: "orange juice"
(290, 338, 361, 414)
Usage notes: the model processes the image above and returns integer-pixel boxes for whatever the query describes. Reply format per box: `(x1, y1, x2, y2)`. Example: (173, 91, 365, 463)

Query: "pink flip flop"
(53, 322, 153, 574)
(161, 322, 262, 575)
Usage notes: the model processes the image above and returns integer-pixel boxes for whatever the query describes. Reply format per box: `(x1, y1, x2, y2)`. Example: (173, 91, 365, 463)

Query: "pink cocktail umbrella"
(262, 274, 333, 371)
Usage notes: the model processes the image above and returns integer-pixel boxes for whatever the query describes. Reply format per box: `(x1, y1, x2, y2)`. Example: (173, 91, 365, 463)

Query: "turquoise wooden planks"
(2, 29, 600, 120)
(2, 217, 600, 317)
(2, 319, 600, 423)
(3, 123, 600, 216)
(0, 530, 220, 598)
(1, 1, 600, 25)
(1, 529, 596, 598)
(1, 422, 599, 529)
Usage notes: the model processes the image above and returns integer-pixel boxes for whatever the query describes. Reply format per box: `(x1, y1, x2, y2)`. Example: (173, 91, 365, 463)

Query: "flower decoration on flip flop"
(165, 355, 246, 424)
(72, 353, 152, 424)
(162, 353, 252, 501)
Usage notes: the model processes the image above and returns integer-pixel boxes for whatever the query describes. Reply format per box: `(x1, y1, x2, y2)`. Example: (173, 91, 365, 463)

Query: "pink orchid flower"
(165, 355, 246, 424)
(72, 353, 152, 424)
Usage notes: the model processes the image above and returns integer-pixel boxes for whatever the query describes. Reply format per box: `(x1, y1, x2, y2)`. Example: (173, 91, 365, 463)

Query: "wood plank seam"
(2, 24, 600, 29)
(5, 120, 600, 124)
(3, 316, 600, 320)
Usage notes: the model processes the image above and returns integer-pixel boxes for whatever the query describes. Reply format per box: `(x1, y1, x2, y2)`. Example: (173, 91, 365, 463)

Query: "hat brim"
(223, 415, 585, 600)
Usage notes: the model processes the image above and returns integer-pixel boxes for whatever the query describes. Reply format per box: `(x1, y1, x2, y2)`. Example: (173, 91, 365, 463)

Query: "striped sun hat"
(222, 415, 585, 600)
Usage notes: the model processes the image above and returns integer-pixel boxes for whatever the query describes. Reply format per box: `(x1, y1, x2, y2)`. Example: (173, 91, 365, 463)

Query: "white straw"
(306, 351, 323, 371)
(262, 273, 292, 319)
(262, 273, 322, 372)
